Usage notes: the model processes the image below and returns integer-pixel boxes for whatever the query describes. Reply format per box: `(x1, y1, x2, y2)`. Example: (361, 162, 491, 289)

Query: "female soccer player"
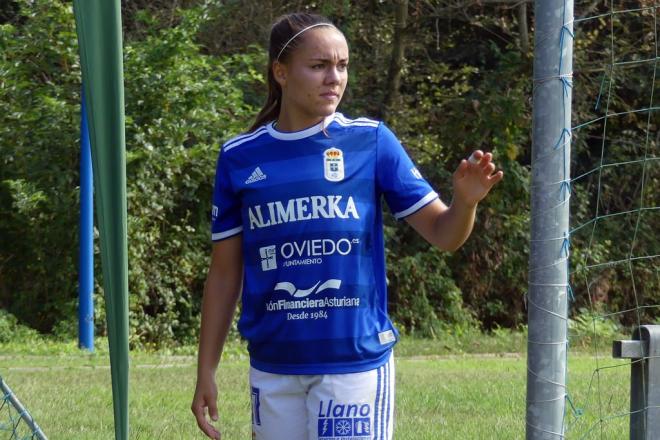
(192, 12, 503, 440)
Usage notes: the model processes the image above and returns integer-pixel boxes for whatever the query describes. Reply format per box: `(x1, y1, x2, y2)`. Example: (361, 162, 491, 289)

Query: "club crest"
(323, 148, 344, 182)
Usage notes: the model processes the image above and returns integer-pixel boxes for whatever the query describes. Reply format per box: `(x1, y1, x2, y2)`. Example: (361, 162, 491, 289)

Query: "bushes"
(0, 2, 257, 347)
(387, 247, 477, 338)
(0, 0, 83, 332)
(0, 309, 40, 344)
(120, 6, 258, 347)
(0, 1, 536, 345)
(4, 1, 651, 346)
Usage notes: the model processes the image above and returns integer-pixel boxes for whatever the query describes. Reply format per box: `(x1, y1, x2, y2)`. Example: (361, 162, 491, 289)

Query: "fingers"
(489, 170, 504, 187)
(481, 156, 503, 189)
(468, 150, 482, 164)
(461, 150, 505, 183)
(469, 151, 502, 172)
(467, 150, 493, 168)
(208, 400, 219, 422)
(475, 151, 491, 167)
(191, 401, 221, 439)
(456, 159, 469, 175)
(481, 152, 493, 168)
(464, 151, 494, 173)
(463, 150, 505, 188)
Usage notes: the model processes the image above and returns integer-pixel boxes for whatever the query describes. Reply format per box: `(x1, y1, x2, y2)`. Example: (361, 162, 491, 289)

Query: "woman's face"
(274, 27, 349, 122)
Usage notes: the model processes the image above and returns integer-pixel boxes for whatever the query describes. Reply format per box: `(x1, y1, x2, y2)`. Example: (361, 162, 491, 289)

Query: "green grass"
(0, 337, 632, 439)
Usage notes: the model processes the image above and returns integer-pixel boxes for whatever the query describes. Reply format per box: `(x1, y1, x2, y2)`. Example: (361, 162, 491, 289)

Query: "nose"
(325, 66, 341, 85)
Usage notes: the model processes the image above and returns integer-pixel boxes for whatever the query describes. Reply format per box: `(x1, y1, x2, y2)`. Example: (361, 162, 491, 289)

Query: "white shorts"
(250, 353, 395, 440)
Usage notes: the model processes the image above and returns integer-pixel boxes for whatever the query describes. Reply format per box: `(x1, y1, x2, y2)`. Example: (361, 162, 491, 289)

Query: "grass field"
(0, 337, 631, 439)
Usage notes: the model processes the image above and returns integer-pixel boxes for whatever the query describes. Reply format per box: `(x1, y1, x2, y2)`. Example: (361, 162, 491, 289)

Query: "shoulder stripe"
(354, 116, 379, 124)
(212, 226, 243, 241)
(336, 113, 379, 124)
(224, 126, 266, 145)
(223, 127, 268, 152)
(334, 117, 379, 128)
(334, 121, 380, 128)
(334, 114, 379, 127)
(394, 191, 439, 219)
(335, 121, 380, 127)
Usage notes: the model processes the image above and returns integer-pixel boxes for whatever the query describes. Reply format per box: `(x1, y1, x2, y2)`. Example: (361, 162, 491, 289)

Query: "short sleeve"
(211, 151, 243, 241)
(376, 123, 439, 219)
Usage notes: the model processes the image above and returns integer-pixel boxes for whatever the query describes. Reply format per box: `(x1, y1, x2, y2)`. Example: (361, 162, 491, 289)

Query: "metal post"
(0, 376, 48, 440)
(613, 325, 660, 439)
(79, 90, 94, 352)
(527, 1, 573, 438)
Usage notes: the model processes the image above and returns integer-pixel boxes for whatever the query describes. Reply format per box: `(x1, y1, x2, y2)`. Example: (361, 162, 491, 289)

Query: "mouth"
(320, 92, 340, 100)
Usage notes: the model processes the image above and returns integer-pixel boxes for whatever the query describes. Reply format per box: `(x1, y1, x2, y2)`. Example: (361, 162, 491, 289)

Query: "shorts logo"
(324, 148, 344, 182)
(318, 400, 371, 439)
(274, 279, 341, 298)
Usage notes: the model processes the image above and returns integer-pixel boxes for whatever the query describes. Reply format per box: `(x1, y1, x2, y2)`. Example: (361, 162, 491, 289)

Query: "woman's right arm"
(191, 235, 243, 440)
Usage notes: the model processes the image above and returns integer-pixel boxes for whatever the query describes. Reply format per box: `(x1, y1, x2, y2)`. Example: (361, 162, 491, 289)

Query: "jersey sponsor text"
(265, 296, 360, 312)
(259, 238, 359, 271)
(248, 195, 359, 230)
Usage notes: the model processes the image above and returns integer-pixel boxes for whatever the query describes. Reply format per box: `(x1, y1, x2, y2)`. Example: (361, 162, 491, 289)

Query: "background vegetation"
(0, 0, 657, 348)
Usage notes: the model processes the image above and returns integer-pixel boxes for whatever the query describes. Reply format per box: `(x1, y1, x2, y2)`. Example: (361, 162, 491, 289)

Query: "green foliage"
(0, 309, 40, 343)
(568, 307, 624, 350)
(0, 0, 82, 331)
(2, 1, 653, 345)
(387, 244, 476, 338)
(0, 0, 536, 343)
(120, 5, 257, 348)
(374, 11, 532, 330)
(0, 2, 256, 347)
(568, 3, 659, 326)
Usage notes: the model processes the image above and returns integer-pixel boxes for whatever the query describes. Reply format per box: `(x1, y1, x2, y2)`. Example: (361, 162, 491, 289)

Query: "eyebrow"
(309, 57, 349, 62)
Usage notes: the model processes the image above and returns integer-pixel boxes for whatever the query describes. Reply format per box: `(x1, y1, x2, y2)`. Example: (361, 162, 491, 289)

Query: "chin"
(317, 104, 339, 116)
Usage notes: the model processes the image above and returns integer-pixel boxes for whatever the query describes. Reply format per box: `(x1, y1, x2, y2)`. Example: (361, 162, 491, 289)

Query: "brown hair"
(248, 13, 336, 132)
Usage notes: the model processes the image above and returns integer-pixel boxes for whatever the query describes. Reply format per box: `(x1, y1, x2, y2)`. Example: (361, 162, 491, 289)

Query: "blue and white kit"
(212, 112, 438, 376)
(249, 353, 395, 440)
(213, 113, 438, 439)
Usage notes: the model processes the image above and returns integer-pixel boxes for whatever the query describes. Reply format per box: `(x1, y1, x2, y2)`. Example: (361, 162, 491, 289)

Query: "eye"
(338, 63, 348, 71)
(312, 64, 325, 69)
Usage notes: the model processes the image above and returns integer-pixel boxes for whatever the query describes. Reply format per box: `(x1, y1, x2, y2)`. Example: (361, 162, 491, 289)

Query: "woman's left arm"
(405, 150, 504, 252)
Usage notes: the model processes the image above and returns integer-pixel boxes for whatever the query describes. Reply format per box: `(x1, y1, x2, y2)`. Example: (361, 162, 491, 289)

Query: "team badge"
(323, 148, 344, 182)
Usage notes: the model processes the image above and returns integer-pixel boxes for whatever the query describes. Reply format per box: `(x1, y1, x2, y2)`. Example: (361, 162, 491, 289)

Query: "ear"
(272, 61, 287, 88)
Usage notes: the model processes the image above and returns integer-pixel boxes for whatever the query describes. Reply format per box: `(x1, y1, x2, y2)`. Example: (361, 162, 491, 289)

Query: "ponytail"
(249, 68, 282, 132)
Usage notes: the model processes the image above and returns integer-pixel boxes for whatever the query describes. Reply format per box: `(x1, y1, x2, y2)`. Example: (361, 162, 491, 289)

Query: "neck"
(276, 106, 325, 132)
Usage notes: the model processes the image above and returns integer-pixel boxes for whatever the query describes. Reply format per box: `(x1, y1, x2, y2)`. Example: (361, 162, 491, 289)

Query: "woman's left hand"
(452, 150, 504, 207)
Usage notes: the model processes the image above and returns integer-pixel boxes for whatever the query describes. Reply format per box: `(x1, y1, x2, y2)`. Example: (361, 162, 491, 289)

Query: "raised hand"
(452, 150, 504, 207)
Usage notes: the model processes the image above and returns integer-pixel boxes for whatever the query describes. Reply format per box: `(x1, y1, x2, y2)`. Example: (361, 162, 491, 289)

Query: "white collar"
(266, 113, 336, 140)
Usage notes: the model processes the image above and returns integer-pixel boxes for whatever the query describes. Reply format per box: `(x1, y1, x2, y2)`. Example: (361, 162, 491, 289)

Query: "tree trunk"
(381, 0, 408, 122)
(518, 2, 529, 53)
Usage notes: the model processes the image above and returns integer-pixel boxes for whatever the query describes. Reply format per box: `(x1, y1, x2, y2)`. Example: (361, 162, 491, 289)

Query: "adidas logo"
(245, 167, 267, 184)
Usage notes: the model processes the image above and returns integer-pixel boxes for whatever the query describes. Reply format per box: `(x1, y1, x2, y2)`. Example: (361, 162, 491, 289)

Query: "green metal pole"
(72, 2, 129, 439)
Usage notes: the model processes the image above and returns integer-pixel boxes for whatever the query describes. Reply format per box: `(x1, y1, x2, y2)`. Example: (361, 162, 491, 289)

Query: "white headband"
(276, 23, 336, 62)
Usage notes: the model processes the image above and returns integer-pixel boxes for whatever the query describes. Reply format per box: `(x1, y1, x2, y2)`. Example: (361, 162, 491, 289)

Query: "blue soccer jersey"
(211, 113, 438, 374)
